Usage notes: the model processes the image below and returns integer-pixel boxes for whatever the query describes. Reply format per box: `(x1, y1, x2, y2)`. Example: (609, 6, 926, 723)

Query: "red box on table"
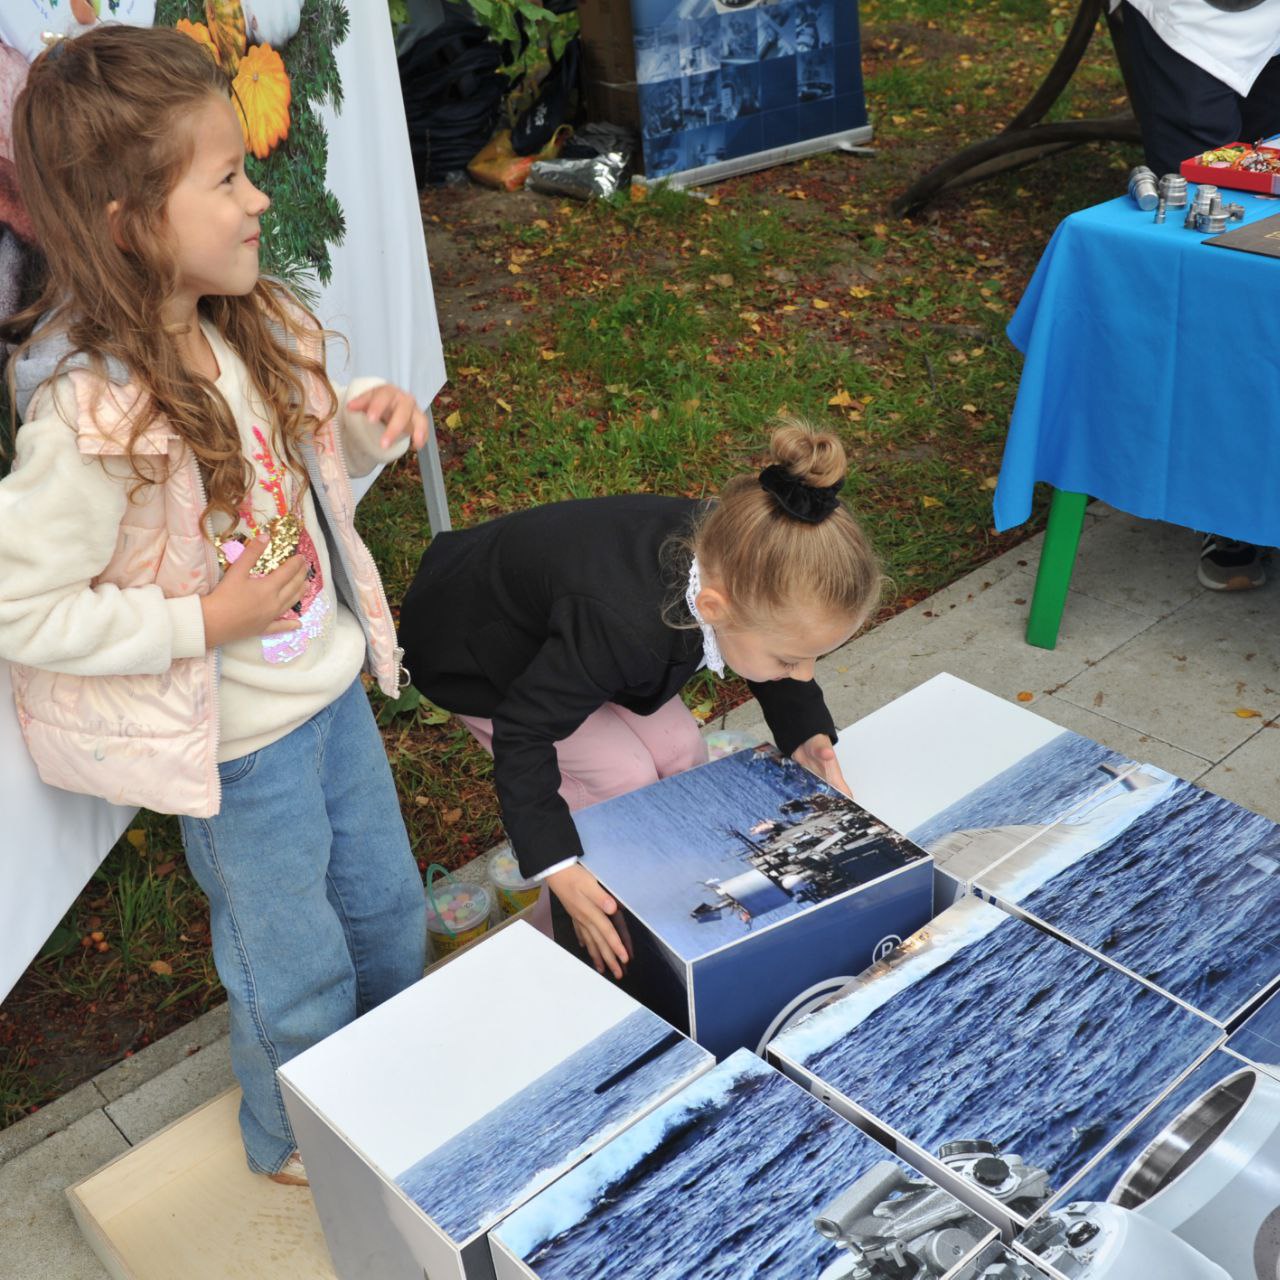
(1180, 142, 1280, 195)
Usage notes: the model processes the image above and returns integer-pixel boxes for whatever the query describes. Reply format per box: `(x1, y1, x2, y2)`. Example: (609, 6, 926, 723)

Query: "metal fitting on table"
(1157, 173, 1188, 207)
(1128, 165, 1159, 211)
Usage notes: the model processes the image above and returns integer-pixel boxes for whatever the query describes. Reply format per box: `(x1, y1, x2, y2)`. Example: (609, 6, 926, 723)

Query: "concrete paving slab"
(93, 1002, 230, 1105)
(1024, 696, 1214, 784)
(1055, 586, 1280, 761)
(1014, 510, 1204, 621)
(1196, 728, 1280, 821)
(0, 1080, 107, 1167)
(816, 569, 1159, 732)
(0, 1110, 121, 1280)
(104, 1039, 236, 1148)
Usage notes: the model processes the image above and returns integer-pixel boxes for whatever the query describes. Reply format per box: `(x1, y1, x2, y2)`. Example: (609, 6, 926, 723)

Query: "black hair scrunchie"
(758, 464, 844, 524)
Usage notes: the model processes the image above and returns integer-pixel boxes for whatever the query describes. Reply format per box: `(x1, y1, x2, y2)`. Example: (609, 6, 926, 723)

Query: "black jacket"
(399, 495, 838, 876)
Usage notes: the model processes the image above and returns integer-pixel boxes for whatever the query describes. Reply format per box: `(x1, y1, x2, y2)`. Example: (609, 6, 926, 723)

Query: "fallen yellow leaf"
(444, 410, 461, 429)
(533, 218, 550, 230)
(540, 349, 564, 361)
(849, 285, 872, 299)
(982, 475, 999, 490)
(812, 298, 832, 310)
(507, 262, 523, 274)
(828, 390, 856, 408)
(921, 495, 942, 509)
(1236, 708, 1262, 718)
(457, 366, 481, 376)
(126, 828, 146, 851)
(1016, 691, 1034, 703)
(962, 403, 978, 413)
(148, 960, 173, 976)
(704, 196, 721, 206)
(709, 273, 735, 288)
(495, 398, 512, 412)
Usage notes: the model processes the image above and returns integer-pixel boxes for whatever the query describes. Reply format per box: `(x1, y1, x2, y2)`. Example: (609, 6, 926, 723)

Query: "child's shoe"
(266, 1150, 309, 1186)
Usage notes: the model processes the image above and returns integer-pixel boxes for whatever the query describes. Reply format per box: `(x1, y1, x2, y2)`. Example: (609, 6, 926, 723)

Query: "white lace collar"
(686, 556, 726, 678)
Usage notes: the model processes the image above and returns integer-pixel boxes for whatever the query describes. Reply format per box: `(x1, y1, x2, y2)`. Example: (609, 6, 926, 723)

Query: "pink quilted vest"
(11, 344, 403, 819)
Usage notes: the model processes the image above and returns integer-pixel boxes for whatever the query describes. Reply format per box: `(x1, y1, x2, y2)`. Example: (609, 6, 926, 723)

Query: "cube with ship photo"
(767, 896, 1221, 1236)
(277, 922, 712, 1280)
(1016, 1048, 1280, 1280)
(574, 745, 934, 1058)
(489, 1049, 999, 1280)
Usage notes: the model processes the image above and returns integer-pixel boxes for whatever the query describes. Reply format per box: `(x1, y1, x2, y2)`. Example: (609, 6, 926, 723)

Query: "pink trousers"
(458, 696, 708, 814)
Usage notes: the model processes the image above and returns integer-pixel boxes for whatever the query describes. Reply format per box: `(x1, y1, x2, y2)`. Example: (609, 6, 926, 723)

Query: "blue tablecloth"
(994, 185, 1280, 545)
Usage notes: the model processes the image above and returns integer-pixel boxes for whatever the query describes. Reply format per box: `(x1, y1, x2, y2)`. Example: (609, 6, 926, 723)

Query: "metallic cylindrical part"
(1128, 165, 1159, 210)
(1158, 173, 1188, 207)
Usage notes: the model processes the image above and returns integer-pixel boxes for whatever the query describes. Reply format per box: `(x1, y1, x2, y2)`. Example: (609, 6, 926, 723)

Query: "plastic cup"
(425, 876, 492, 961)
(488, 846, 541, 918)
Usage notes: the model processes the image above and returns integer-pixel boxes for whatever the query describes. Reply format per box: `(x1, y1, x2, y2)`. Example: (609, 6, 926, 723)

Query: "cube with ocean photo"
(973, 765, 1280, 1027)
(277, 922, 712, 1280)
(832, 674, 1137, 887)
(1229, 985, 1280, 1081)
(767, 896, 1221, 1234)
(575, 745, 934, 1058)
(1017, 1049, 1280, 1280)
(489, 1050, 998, 1280)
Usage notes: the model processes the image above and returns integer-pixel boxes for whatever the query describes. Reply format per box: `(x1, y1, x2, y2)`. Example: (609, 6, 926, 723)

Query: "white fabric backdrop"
(0, 2, 445, 1003)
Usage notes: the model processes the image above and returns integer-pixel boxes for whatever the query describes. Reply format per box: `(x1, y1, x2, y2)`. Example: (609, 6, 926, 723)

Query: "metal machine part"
(813, 1161, 993, 1280)
(1155, 196, 1167, 224)
(937, 1140, 1053, 1219)
(1110, 1066, 1280, 1280)
(1158, 173, 1189, 207)
(1019, 1204, 1229, 1279)
(1128, 165, 1159, 210)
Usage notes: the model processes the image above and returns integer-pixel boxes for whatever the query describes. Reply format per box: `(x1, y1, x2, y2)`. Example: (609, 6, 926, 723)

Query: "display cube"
(835, 673, 1280, 1028)
(489, 1050, 998, 1280)
(1017, 1049, 1280, 1280)
(767, 896, 1221, 1236)
(575, 745, 934, 1058)
(952, 1242, 1052, 1280)
(278, 922, 712, 1280)
(1229, 986, 1280, 1082)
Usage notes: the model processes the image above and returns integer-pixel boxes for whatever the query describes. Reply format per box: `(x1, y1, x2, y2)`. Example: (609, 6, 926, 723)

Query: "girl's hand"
(792, 733, 852, 798)
(547, 862, 630, 980)
(200, 537, 309, 649)
(346, 384, 429, 452)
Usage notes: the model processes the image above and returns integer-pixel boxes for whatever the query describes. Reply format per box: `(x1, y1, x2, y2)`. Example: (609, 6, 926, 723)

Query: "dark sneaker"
(1198, 535, 1266, 591)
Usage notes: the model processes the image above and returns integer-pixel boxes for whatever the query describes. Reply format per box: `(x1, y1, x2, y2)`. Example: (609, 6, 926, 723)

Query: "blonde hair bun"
(770, 418, 847, 490)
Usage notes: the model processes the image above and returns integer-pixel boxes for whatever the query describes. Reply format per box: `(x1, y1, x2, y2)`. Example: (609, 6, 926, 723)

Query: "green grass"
(1, 0, 1136, 1126)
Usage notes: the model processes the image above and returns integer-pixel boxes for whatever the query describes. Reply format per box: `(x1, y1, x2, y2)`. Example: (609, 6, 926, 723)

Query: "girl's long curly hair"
(2, 24, 335, 531)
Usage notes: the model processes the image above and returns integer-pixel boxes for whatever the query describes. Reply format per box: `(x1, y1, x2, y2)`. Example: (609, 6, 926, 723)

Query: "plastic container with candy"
(425, 865, 493, 962)
(488, 845, 542, 918)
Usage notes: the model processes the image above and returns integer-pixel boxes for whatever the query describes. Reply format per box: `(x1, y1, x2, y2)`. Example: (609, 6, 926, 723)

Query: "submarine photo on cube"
(277, 923, 711, 1280)
(1017, 1049, 1280, 1280)
(489, 1050, 997, 1280)
(831, 674, 1137, 886)
(1228, 983, 1280, 1081)
(575, 746, 933, 1056)
(974, 762, 1280, 1026)
(767, 896, 1220, 1230)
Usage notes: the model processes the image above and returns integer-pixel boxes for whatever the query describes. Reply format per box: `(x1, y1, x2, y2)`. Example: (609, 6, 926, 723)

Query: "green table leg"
(1025, 488, 1088, 650)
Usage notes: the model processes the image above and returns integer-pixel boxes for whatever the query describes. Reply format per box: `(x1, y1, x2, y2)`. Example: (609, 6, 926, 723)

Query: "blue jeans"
(180, 679, 426, 1174)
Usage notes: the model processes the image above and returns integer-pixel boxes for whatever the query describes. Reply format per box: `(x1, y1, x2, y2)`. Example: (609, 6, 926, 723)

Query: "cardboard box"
(489, 1050, 998, 1280)
(578, 0, 636, 84)
(1018, 1049, 1280, 1280)
(278, 922, 712, 1280)
(767, 896, 1221, 1236)
(66, 1089, 335, 1280)
(575, 745, 935, 1059)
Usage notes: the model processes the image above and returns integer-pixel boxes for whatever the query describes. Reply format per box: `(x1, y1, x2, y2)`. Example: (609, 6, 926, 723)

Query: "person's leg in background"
(605, 697, 709, 782)
(1122, 2, 1267, 589)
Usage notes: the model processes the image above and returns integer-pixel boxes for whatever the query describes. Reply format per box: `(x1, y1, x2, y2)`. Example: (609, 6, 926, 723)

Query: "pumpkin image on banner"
(160, 0, 348, 299)
(204, 0, 247, 72)
(233, 43, 291, 158)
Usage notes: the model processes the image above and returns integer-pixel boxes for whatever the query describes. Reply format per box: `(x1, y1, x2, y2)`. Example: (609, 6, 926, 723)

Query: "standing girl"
(0, 27, 427, 1182)
(400, 422, 881, 980)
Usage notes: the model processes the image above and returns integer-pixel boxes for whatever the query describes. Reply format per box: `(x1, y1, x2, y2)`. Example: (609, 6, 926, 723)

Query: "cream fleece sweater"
(0, 323, 408, 763)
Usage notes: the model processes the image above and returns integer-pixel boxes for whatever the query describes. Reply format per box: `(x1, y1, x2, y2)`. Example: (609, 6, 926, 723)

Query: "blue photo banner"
(631, 0, 867, 180)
